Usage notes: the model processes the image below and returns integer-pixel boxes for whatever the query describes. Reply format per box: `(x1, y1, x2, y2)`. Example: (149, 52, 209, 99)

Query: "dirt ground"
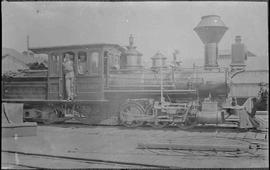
(2, 124, 269, 169)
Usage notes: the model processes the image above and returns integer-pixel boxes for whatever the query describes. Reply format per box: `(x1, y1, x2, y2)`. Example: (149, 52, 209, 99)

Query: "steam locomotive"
(2, 15, 265, 129)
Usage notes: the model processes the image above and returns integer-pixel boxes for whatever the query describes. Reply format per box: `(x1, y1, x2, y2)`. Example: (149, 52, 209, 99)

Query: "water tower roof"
(195, 15, 227, 27)
(194, 15, 228, 44)
(151, 52, 167, 59)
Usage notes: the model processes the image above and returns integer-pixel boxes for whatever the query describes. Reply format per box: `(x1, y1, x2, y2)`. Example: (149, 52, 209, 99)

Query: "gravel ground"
(2, 124, 269, 168)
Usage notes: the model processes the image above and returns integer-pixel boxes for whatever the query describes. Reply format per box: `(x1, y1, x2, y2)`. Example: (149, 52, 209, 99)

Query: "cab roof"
(29, 43, 124, 54)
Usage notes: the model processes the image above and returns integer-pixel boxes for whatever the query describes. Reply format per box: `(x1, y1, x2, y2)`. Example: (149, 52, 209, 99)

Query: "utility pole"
(26, 35, 30, 57)
(27, 35, 30, 51)
(160, 53, 164, 104)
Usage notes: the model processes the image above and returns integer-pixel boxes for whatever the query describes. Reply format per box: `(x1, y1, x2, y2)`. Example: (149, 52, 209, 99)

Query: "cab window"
(106, 48, 121, 70)
(77, 51, 87, 75)
(90, 52, 99, 74)
(104, 51, 109, 75)
(49, 53, 60, 76)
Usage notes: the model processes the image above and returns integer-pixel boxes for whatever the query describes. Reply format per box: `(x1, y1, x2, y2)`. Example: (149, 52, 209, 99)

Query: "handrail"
(108, 84, 176, 87)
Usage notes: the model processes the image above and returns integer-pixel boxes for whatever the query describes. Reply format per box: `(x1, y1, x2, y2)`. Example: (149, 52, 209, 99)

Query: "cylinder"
(196, 111, 224, 124)
(205, 43, 218, 67)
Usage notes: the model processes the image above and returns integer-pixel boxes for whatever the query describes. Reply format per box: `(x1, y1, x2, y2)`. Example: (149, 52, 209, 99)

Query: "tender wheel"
(119, 102, 145, 128)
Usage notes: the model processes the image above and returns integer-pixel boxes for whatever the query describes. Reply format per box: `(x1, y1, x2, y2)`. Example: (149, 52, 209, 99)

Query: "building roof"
(2, 55, 29, 75)
(2, 48, 24, 59)
(231, 70, 269, 84)
(246, 51, 256, 57)
(151, 52, 167, 59)
(245, 55, 268, 70)
(218, 49, 231, 58)
(2, 48, 48, 69)
(2, 47, 36, 64)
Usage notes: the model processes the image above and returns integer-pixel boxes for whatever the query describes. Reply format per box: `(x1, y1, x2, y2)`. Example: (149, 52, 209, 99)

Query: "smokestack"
(230, 35, 246, 71)
(194, 15, 228, 69)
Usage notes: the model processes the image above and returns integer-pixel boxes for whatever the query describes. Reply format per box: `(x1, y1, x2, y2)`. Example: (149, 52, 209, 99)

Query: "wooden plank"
(249, 132, 257, 140)
(255, 133, 266, 140)
(137, 143, 249, 152)
(225, 132, 237, 138)
(244, 132, 257, 140)
(2, 122, 37, 138)
(235, 133, 246, 139)
(4, 95, 46, 99)
(255, 111, 268, 115)
(215, 132, 228, 138)
(2, 99, 108, 103)
(5, 84, 46, 87)
(6, 81, 47, 85)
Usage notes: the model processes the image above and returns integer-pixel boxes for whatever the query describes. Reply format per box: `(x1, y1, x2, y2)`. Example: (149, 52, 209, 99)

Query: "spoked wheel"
(43, 110, 58, 125)
(119, 102, 145, 128)
(73, 112, 88, 124)
(74, 105, 100, 125)
(145, 105, 169, 129)
(149, 120, 169, 129)
(43, 105, 72, 124)
(176, 106, 198, 129)
(176, 117, 197, 129)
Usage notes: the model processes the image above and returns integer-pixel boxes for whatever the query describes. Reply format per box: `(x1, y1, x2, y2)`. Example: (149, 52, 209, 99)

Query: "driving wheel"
(176, 117, 197, 129)
(119, 102, 145, 128)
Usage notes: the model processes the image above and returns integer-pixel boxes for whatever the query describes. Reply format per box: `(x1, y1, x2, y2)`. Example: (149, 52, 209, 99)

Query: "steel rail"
(3, 163, 47, 169)
(2, 150, 178, 169)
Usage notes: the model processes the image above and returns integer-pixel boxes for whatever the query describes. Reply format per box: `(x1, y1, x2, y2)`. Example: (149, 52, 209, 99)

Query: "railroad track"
(138, 133, 268, 160)
(2, 150, 178, 169)
(2, 127, 267, 169)
(40, 122, 263, 133)
(215, 130, 268, 141)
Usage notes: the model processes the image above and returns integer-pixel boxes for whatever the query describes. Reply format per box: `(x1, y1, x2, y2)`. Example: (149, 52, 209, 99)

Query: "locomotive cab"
(30, 44, 123, 101)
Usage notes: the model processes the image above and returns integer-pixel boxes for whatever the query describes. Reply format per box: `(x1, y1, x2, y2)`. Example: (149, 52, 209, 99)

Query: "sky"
(2, 1, 268, 67)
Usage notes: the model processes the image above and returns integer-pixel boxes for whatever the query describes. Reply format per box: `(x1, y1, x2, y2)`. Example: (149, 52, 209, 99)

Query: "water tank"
(194, 15, 228, 68)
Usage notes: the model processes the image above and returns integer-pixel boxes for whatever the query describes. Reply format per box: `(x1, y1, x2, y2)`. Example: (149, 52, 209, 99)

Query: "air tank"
(194, 15, 228, 68)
